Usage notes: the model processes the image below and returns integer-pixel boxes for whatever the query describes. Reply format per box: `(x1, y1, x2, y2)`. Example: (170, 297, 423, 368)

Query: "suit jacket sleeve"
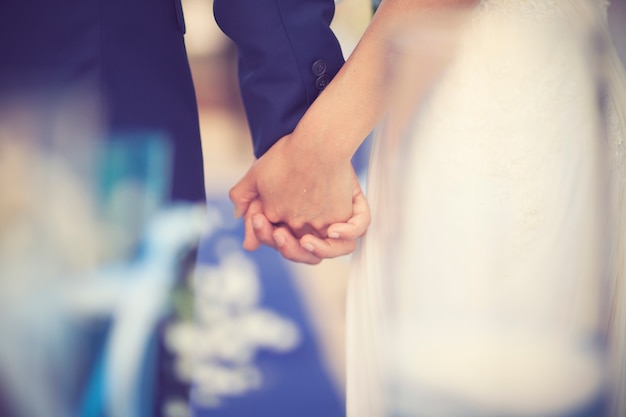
(213, 0, 345, 158)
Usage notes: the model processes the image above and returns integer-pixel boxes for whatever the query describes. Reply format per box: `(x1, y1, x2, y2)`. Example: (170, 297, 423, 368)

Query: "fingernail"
(252, 216, 263, 229)
(328, 232, 340, 239)
(274, 233, 286, 247)
(302, 242, 315, 252)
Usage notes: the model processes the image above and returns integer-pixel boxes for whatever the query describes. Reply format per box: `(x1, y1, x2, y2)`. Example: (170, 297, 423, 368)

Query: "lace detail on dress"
(479, 0, 610, 17)
(475, 0, 621, 172)
(477, 0, 565, 22)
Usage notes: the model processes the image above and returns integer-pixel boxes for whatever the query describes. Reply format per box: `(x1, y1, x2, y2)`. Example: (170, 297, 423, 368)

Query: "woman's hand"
(231, 131, 354, 236)
(298, 180, 371, 259)
(229, 132, 370, 263)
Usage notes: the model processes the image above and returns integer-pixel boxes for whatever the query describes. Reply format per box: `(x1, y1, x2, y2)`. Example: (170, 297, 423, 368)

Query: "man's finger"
(242, 199, 264, 251)
(273, 228, 322, 265)
(299, 234, 357, 258)
(251, 212, 278, 248)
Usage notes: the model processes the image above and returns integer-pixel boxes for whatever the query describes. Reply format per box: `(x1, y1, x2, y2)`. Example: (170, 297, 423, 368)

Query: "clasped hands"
(229, 132, 371, 264)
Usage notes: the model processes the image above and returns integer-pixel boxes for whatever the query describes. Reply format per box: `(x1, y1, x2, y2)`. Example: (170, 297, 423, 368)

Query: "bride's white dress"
(347, 1, 626, 416)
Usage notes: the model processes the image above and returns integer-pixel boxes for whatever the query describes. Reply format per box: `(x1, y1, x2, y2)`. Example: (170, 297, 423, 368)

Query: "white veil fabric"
(553, 0, 626, 414)
(566, 1, 626, 415)
(346, 1, 626, 416)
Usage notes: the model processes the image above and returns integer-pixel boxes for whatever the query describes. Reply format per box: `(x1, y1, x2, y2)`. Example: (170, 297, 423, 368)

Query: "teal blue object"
(94, 132, 173, 258)
(95, 132, 172, 208)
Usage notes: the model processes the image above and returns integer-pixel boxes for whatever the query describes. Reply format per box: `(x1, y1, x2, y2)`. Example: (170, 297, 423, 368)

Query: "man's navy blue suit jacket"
(0, 0, 344, 200)
(214, 0, 345, 157)
(0, 0, 204, 201)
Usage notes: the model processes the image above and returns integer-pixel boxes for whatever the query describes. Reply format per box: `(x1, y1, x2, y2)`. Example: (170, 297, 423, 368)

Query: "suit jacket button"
(311, 59, 327, 76)
(315, 74, 331, 91)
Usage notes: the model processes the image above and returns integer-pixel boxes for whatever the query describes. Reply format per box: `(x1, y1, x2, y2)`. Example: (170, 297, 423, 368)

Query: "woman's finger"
(299, 234, 358, 258)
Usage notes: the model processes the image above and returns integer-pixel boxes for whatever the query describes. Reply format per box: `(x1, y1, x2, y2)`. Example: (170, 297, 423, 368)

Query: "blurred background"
(0, 1, 372, 417)
(0, 1, 625, 417)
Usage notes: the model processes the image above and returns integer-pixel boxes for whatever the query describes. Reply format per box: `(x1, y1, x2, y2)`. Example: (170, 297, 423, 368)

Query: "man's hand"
(242, 198, 324, 264)
(239, 177, 370, 263)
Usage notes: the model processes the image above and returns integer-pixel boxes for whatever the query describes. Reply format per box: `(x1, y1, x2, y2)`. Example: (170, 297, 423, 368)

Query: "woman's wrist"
(292, 93, 368, 166)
